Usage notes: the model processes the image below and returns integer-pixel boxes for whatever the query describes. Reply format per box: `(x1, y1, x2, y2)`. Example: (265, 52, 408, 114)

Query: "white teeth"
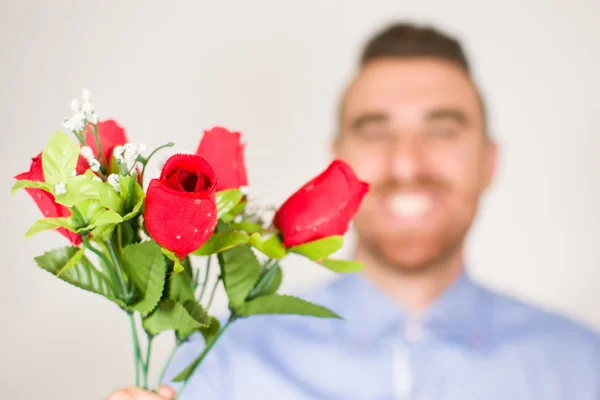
(389, 194, 432, 218)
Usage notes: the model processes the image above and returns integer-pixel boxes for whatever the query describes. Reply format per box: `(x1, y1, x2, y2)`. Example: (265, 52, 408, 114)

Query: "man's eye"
(355, 129, 392, 141)
(427, 125, 460, 139)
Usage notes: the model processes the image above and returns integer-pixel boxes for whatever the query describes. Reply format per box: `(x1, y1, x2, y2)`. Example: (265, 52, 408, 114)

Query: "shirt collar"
(331, 269, 489, 346)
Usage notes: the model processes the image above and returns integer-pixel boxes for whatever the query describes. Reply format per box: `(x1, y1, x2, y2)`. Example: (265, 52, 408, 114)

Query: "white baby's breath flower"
(239, 185, 250, 196)
(72, 112, 86, 132)
(80, 146, 94, 161)
(62, 118, 76, 132)
(107, 174, 120, 192)
(70, 99, 80, 112)
(113, 145, 124, 163)
(55, 182, 67, 195)
(92, 176, 103, 182)
(138, 143, 146, 154)
(90, 159, 101, 172)
(87, 112, 99, 124)
(81, 101, 93, 114)
(81, 88, 91, 102)
(70, 169, 77, 177)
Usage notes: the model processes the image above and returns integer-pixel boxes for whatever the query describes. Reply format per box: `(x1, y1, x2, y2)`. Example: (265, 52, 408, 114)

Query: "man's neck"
(355, 245, 464, 315)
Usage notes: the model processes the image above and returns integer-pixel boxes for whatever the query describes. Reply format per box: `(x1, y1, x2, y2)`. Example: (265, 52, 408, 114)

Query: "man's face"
(335, 58, 497, 271)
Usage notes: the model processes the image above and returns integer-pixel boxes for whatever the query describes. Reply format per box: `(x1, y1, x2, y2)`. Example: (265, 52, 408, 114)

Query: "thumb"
(157, 385, 176, 400)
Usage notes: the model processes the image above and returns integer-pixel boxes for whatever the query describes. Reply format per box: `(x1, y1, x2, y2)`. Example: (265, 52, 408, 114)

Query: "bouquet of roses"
(11, 89, 369, 398)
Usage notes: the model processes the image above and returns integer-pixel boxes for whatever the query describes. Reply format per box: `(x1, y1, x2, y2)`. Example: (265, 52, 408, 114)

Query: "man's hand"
(106, 385, 176, 400)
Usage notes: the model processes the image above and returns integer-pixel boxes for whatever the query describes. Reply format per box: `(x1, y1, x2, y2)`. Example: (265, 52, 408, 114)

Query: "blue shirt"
(166, 271, 600, 399)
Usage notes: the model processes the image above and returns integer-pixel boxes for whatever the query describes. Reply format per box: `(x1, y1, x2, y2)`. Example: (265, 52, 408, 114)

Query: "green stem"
(176, 315, 235, 399)
(107, 237, 129, 300)
(206, 274, 220, 311)
(129, 313, 142, 387)
(126, 171, 137, 212)
(198, 256, 211, 301)
(142, 335, 153, 390)
(91, 123, 108, 174)
(140, 142, 174, 186)
(157, 340, 179, 388)
(81, 235, 120, 292)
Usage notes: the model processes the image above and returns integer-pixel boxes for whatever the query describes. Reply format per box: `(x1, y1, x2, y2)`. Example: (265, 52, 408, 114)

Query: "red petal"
(274, 160, 369, 247)
(196, 127, 248, 191)
(145, 179, 218, 256)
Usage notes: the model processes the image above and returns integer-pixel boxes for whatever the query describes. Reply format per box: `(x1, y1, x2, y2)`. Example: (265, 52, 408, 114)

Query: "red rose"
(274, 160, 369, 247)
(77, 120, 128, 173)
(15, 153, 81, 245)
(195, 127, 248, 191)
(144, 154, 218, 257)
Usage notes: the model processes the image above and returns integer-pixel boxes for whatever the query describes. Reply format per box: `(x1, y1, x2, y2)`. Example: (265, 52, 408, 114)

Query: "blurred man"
(107, 23, 600, 400)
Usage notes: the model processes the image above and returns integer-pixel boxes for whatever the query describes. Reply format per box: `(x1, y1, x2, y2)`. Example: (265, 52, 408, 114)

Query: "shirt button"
(404, 322, 423, 342)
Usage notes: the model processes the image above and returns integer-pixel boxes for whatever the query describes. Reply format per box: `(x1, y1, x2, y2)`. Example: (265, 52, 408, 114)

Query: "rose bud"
(144, 154, 218, 257)
(274, 160, 369, 247)
(196, 127, 248, 191)
(15, 153, 81, 245)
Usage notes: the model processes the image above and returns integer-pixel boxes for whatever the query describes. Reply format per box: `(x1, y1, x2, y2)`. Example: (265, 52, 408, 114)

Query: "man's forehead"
(341, 58, 482, 121)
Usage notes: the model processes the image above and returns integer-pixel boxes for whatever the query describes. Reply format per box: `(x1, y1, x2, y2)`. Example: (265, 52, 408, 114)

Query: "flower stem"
(142, 335, 153, 389)
(91, 123, 108, 174)
(157, 339, 179, 388)
(140, 142, 174, 186)
(198, 256, 211, 301)
(129, 313, 142, 387)
(206, 274, 220, 312)
(176, 315, 235, 399)
(107, 237, 129, 300)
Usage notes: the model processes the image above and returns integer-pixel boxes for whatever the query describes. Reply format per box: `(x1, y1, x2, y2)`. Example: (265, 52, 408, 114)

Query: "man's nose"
(386, 134, 424, 183)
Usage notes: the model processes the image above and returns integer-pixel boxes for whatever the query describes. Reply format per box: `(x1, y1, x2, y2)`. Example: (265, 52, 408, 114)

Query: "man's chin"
(368, 239, 452, 272)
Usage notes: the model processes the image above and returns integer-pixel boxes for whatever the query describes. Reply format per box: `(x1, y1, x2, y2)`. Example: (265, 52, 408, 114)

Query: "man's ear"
(483, 139, 499, 191)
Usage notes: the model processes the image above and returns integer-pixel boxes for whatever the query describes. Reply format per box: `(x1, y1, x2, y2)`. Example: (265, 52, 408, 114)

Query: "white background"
(1, 1, 599, 398)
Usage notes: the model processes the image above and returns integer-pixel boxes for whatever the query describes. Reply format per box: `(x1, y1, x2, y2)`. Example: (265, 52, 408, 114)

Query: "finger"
(157, 385, 176, 399)
(106, 386, 165, 400)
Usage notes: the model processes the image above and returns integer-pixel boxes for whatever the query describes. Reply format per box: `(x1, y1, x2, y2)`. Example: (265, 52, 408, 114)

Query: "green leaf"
(122, 241, 167, 314)
(199, 316, 220, 345)
(80, 210, 123, 232)
(56, 175, 123, 212)
(76, 199, 105, 223)
(238, 294, 341, 319)
(193, 232, 250, 256)
(220, 201, 247, 223)
(42, 131, 79, 186)
(217, 244, 261, 310)
(56, 246, 85, 276)
(177, 300, 210, 340)
(230, 221, 264, 233)
(161, 248, 184, 274)
(216, 189, 243, 219)
(289, 235, 344, 261)
(120, 175, 145, 220)
(25, 217, 76, 238)
(167, 271, 195, 304)
(142, 299, 208, 336)
(34, 246, 123, 306)
(11, 179, 50, 195)
(247, 262, 282, 300)
(319, 258, 364, 273)
(90, 223, 117, 242)
(250, 233, 287, 259)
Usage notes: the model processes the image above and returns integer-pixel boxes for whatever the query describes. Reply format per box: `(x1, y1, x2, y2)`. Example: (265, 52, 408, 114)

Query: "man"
(108, 23, 600, 400)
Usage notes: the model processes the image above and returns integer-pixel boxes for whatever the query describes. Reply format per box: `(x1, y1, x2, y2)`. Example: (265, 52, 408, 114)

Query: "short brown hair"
(361, 23, 471, 74)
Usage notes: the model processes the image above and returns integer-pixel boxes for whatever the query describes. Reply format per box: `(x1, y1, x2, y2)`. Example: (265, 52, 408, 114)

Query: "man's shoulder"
(477, 282, 600, 361)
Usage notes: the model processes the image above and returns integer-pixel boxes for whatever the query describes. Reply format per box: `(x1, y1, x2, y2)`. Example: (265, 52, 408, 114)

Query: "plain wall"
(1, 1, 599, 398)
